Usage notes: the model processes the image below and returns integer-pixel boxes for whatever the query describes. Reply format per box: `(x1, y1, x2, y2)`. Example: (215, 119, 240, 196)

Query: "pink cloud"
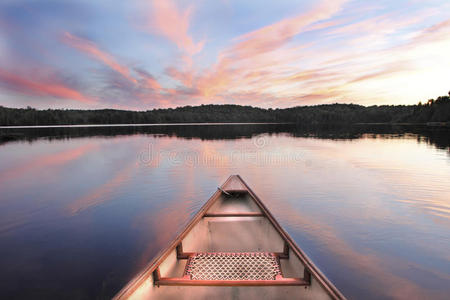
(62, 32, 137, 84)
(134, 68, 162, 90)
(149, 0, 204, 56)
(148, 1, 351, 106)
(229, 0, 347, 59)
(349, 64, 412, 84)
(329, 9, 437, 37)
(61, 33, 167, 107)
(62, 32, 166, 101)
(143, 77, 161, 90)
(166, 66, 193, 87)
(189, 1, 348, 99)
(408, 18, 450, 44)
(0, 67, 94, 103)
(193, 7, 450, 107)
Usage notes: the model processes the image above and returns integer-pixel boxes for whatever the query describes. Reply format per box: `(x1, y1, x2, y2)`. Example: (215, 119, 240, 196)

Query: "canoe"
(114, 175, 346, 300)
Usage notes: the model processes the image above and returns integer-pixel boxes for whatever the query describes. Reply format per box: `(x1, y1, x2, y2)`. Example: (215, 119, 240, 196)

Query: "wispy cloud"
(183, 2, 449, 106)
(169, 0, 349, 100)
(62, 32, 167, 107)
(0, 67, 94, 104)
(229, 0, 348, 59)
(62, 32, 137, 84)
(165, 66, 193, 87)
(134, 68, 161, 90)
(149, 0, 204, 56)
(148, 0, 204, 69)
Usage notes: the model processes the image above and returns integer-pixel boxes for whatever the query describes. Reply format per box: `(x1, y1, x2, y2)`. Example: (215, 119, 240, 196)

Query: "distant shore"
(0, 121, 449, 129)
(1, 93, 449, 126)
(355, 122, 450, 126)
(0, 122, 291, 129)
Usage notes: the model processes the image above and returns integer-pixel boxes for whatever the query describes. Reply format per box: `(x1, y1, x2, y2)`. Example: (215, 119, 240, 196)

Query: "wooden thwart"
(203, 212, 264, 217)
(217, 187, 232, 196)
(176, 242, 289, 260)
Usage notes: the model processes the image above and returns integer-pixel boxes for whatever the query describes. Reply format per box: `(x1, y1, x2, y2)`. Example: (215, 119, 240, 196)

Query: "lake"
(0, 124, 449, 299)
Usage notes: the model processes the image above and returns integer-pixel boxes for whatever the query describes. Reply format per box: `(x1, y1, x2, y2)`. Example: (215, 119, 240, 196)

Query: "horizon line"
(0, 100, 431, 112)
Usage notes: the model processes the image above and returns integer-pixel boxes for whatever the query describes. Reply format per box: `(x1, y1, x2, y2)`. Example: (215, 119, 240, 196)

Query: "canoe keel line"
(114, 175, 346, 300)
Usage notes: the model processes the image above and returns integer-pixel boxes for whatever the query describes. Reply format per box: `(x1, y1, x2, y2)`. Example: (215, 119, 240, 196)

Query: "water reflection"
(67, 161, 137, 216)
(0, 124, 449, 299)
(0, 143, 97, 183)
(1, 124, 449, 150)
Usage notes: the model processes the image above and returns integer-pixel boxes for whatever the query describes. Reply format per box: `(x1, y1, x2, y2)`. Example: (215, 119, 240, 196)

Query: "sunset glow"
(0, 0, 449, 109)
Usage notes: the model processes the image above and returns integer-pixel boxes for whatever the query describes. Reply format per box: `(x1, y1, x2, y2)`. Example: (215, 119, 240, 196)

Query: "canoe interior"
(114, 175, 345, 300)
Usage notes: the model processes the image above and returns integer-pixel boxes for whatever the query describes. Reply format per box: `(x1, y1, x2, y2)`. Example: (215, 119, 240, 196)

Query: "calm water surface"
(0, 124, 449, 299)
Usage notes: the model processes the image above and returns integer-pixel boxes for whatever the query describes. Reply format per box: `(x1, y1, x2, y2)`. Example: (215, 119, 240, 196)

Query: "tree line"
(0, 93, 449, 126)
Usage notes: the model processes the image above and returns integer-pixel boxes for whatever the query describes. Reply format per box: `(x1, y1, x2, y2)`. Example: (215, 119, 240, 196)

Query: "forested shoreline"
(1, 93, 449, 126)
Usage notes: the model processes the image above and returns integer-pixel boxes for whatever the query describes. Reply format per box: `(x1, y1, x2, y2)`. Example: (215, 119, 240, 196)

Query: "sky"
(0, 0, 449, 110)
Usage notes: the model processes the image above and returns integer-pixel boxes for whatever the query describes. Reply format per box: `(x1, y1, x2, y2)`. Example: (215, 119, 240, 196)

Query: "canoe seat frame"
(153, 242, 309, 287)
(153, 259, 310, 287)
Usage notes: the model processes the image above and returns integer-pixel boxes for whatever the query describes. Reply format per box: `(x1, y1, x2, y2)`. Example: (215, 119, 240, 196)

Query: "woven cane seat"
(184, 252, 281, 281)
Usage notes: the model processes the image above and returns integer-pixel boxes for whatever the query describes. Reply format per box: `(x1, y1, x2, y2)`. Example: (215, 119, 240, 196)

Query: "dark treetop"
(1, 93, 449, 126)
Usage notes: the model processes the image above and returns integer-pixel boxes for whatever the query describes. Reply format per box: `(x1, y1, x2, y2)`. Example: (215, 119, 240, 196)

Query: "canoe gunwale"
(113, 175, 346, 300)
